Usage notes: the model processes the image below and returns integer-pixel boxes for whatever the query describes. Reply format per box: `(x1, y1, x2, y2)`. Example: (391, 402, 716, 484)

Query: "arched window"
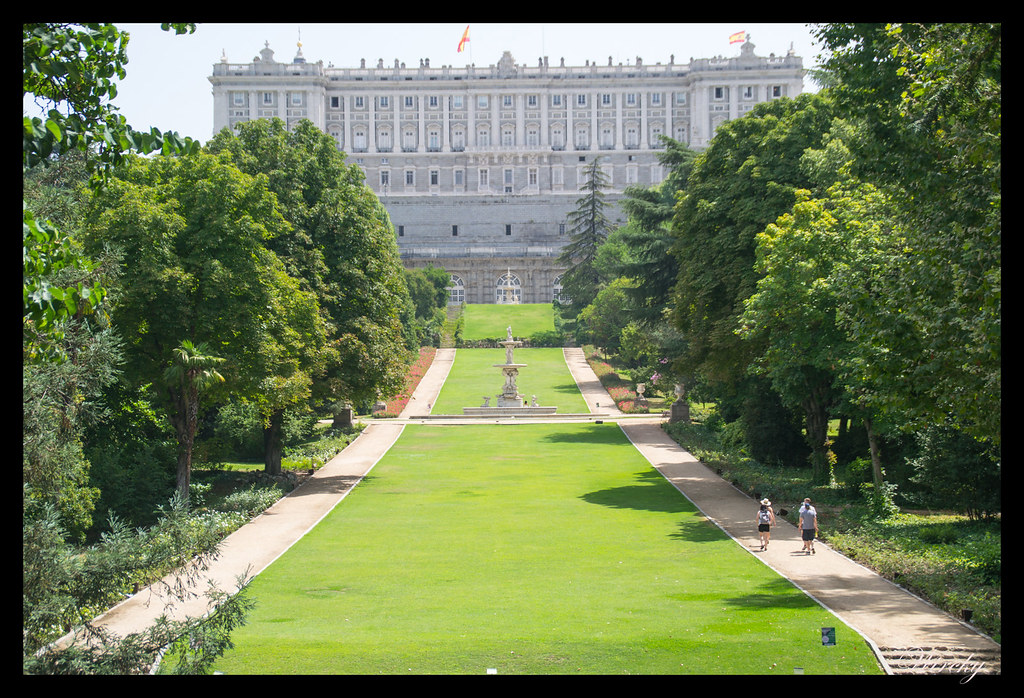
(553, 274, 571, 304)
(448, 274, 465, 304)
(495, 272, 522, 304)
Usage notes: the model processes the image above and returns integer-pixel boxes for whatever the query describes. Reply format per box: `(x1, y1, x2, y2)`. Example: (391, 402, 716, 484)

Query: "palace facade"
(210, 36, 804, 304)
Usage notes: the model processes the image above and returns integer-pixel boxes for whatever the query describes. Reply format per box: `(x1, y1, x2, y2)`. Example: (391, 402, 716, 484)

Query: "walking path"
(72, 347, 999, 676)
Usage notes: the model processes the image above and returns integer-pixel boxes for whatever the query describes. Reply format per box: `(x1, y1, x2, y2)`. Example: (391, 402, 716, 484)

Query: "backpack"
(758, 507, 771, 523)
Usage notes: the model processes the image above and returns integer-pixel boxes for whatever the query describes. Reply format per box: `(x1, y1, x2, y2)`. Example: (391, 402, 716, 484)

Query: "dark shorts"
(758, 524, 771, 532)
(802, 529, 816, 541)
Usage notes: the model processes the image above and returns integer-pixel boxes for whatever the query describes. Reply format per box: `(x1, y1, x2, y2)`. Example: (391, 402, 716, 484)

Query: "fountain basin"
(462, 406, 558, 417)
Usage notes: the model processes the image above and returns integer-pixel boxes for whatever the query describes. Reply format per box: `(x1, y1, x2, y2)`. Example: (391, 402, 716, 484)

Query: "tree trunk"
(864, 416, 884, 487)
(803, 384, 832, 485)
(264, 409, 284, 476)
(170, 385, 197, 500)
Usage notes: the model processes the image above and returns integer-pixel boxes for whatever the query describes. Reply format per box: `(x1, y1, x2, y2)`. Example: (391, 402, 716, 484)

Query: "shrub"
(918, 523, 958, 544)
(218, 485, 282, 518)
(860, 481, 900, 520)
(909, 424, 1000, 520)
(718, 421, 748, 455)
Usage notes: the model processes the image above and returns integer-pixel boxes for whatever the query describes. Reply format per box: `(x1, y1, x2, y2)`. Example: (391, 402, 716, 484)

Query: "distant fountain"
(462, 325, 557, 416)
(496, 326, 526, 407)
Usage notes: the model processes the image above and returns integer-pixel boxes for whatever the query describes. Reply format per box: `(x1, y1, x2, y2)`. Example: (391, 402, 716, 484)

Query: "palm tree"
(163, 340, 225, 498)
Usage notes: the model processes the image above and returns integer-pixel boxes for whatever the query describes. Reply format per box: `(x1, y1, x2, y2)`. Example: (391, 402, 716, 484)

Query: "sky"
(25, 23, 828, 145)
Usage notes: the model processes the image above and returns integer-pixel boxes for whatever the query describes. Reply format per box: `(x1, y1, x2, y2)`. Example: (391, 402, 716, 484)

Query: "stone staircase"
(439, 304, 462, 349)
(879, 646, 1000, 677)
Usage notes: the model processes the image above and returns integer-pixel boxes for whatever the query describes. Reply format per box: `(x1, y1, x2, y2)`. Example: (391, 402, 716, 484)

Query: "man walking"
(799, 498, 818, 555)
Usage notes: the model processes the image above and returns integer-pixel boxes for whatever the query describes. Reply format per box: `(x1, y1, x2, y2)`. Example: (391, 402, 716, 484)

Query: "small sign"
(821, 627, 836, 646)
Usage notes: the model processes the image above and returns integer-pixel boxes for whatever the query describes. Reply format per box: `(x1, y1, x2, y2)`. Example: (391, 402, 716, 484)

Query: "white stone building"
(210, 37, 804, 304)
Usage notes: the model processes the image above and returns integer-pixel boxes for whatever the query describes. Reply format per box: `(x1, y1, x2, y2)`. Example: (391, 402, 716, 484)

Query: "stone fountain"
(462, 325, 557, 416)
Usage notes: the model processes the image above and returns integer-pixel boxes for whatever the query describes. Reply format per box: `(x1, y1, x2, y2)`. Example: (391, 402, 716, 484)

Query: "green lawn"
(211, 423, 882, 675)
(430, 348, 590, 415)
(462, 303, 555, 341)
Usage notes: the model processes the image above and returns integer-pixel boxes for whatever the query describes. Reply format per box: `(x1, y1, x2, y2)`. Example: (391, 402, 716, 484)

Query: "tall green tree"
(668, 93, 838, 405)
(737, 180, 905, 485)
(557, 156, 612, 312)
(207, 119, 412, 427)
(83, 151, 326, 492)
(577, 277, 637, 356)
(616, 138, 698, 324)
(812, 22, 1000, 446)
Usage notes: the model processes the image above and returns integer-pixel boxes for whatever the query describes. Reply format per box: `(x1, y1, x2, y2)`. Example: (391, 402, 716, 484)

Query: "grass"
(461, 303, 555, 341)
(211, 423, 882, 675)
(430, 348, 590, 415)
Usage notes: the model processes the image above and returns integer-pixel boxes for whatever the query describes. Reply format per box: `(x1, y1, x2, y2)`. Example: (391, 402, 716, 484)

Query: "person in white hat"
(755, 498, 776, 551)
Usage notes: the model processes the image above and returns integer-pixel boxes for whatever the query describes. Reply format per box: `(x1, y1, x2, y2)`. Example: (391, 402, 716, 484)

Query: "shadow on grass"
(580, 470, 694, 515)
(538, 425, 634, 446)
(719, 576, 819, 611)
(668, 517, 730, 544)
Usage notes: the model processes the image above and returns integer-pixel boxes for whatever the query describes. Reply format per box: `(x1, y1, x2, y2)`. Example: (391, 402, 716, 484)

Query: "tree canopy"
(207, 119, 413, 416)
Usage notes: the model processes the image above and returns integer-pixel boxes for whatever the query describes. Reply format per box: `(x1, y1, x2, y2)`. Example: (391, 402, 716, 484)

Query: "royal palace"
(210, 35, 804, 304)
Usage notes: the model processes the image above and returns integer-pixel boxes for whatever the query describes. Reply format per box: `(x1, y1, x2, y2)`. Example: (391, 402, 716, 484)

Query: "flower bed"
(379, 347, 436, 416)
(584, 347, 649, 413)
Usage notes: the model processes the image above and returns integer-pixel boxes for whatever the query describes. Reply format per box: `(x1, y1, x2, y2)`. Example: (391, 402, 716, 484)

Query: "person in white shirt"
(755, 498, 776, 551)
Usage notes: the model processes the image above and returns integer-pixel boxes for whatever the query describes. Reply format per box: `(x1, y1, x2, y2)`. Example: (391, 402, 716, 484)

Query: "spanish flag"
(458, 25, 470, 52)
(729, 30, 746, 45)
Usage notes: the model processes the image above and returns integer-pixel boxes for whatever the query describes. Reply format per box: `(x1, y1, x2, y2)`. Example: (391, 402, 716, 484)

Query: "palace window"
(448, 274, 465, 304)
(495, 272, 522, 304)
(553, 275, 570, 304)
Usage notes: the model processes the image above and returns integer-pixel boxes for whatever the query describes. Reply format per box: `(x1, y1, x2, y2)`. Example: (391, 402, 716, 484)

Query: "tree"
(163, 341, 225, 496)
(83, 151, 326, 491)
(207, 119, 413, 428)
(668, 93, 839, 444)
(669, 93, 837, 389)
(739, 193, 841, 483)
(403, 265, 450, 348)
(23, 22, 257, 673)
(812, 22, 1000, 446)
(616, 138, 698, 324)
(577, 277, 636, 356)
(557, 156, 612, 311)
(23, 23, 200, 182)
